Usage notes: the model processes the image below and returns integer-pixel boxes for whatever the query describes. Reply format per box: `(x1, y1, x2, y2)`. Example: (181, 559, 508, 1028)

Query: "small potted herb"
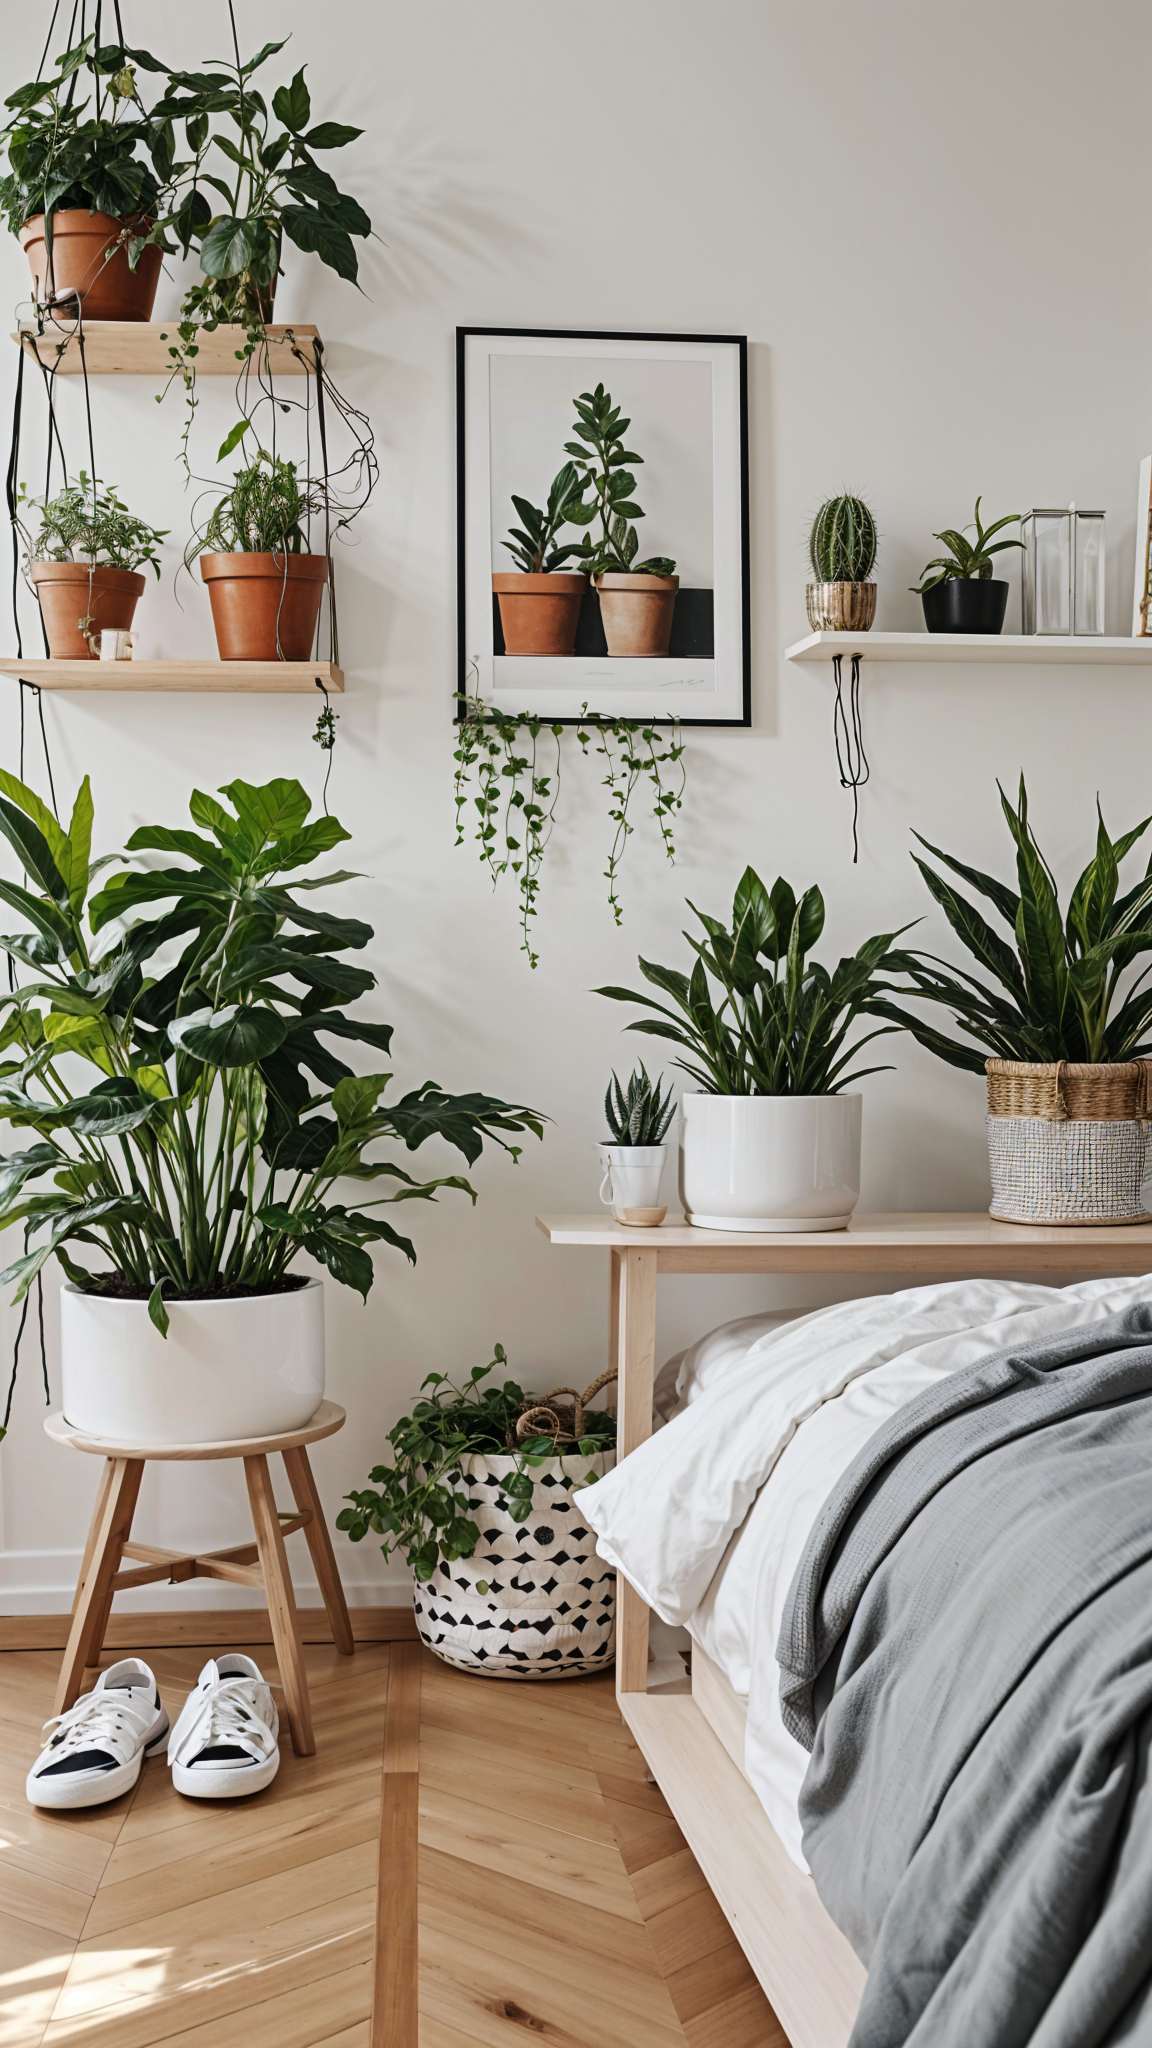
(188, 450, 327, 661)
(0, 40, 166, 321)
(911, 497, 1023, 634)
(564, 384, 679, 657)
(597, 1064, 676, 1226)
(339, 1349, 618, 1679)
(20, 473, 166, 658)
(806, 495, 878, 633)
(492, 462, 590, 656)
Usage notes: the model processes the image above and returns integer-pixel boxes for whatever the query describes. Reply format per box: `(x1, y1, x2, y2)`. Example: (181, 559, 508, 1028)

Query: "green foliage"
(604, 1064, 676, 1145)
(562, 385, 677, 580)
(453, 689, 687, 965)
(189, 450, 311, 562)
(336, 1346, 616, 1582)
(911, 497, 1023, 592)
(502, 463, 590, 574)
(869, 778, 1152, 1069)
(0, 770, 544, 1351)
(808, 495, 878, 584)
(18, 473, 167, 578)
(0, 37, 164, 242)
(597, 866, 915, 1096)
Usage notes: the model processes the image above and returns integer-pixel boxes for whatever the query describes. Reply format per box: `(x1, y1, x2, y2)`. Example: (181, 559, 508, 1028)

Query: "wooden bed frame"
(537, 1212, 1152, 2048)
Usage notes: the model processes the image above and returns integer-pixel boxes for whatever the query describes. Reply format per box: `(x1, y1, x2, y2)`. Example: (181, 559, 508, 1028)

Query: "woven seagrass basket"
(986, 1059, 1152, 1225)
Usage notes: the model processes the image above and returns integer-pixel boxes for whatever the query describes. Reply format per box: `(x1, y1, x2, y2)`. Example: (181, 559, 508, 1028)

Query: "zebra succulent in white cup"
(597, 1064, 676, 1226)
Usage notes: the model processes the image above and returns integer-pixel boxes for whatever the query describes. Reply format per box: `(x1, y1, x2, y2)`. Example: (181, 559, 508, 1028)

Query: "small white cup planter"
(679, 1093, 862, 1232)
(60, 1279, 326, 1446)
(597, 1142, 669, 1226)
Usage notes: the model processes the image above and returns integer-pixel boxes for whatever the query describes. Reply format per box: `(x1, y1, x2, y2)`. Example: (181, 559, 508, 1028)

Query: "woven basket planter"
(986, 1059, 1152, 1225)
(412, 1447, 616, 1679)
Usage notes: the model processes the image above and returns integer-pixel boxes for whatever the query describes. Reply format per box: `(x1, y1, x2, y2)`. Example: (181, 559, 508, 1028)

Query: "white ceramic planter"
(597, 1142, 668, 1226)
(60, 1279, 326, 1446)
(679, 1093, 862, 1231)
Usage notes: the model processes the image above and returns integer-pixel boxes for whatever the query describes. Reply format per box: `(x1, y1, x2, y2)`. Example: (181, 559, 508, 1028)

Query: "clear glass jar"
(1021, 510, 1070, 634)
(1073, 510, 1105, 635)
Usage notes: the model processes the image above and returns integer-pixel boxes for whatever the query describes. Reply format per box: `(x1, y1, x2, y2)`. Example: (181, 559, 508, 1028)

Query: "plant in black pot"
(911, 498, 1023, 634)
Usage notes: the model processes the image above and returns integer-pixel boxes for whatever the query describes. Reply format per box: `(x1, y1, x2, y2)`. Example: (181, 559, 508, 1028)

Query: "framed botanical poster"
(457, 327, 750, 725)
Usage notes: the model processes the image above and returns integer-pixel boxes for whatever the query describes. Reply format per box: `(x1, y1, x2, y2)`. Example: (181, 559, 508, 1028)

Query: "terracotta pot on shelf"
(29, 561, 144, 659)
(492, 572, 586, 656)
(595, 572, 679, 657)
(200, 552, 328, 661)
(19, 211, 162, 322)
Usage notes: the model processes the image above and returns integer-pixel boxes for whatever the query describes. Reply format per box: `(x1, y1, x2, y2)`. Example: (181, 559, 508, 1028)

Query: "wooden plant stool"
(44, 1400, 354, 1756)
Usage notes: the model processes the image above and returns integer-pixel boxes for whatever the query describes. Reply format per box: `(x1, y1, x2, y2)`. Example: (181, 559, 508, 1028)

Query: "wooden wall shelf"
(786, 629, 1152, 666)
(0, 657, 343, 694)
(12, 321, 320, 376)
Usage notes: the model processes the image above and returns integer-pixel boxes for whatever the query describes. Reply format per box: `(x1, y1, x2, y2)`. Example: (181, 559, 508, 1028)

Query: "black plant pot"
(921, 578, 1009, 634)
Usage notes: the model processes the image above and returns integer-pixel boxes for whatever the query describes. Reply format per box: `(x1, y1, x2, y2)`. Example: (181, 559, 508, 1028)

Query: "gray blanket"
(776, 1302, 1152, 2048)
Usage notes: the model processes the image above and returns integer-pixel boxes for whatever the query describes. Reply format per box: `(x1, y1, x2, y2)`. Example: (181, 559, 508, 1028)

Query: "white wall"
(2, 0, 1151, 1610)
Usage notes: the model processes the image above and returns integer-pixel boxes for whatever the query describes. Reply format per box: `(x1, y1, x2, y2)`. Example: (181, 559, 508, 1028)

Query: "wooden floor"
(0, 1639, 786, 2048)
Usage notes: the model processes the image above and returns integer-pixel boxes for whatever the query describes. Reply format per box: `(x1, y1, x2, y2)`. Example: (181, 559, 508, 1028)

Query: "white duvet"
(578, 1271, 1152, 1872)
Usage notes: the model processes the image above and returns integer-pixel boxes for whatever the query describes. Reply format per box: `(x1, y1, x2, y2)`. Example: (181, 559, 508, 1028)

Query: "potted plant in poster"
(564, 384, 678, 656)
(492, 462, 590, 656)
(598, 867, 912, 1229)
(0, 769, 543, 1446)
(911, 497, 1023, 633)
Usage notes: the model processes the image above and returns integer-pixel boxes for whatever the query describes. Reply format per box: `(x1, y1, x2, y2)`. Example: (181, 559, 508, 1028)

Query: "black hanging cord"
(7, 342, 25, 660)
(112, 0, 125, 52)
(37, 2, 63, 78)
(832, 653, 870, 865)
(2, 1294, 31, 1432)
(312, 337, 338, 668)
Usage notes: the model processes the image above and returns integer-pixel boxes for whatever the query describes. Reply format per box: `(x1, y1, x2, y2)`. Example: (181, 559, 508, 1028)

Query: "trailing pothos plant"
(337, 1346, 616, 1582)
(0, 769, 543, 1414)
(453, 690, 687, 966)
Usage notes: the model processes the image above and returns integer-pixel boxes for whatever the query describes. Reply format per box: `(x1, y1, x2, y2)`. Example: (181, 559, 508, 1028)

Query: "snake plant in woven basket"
(809, 496, 878, 584)
(868, 777, 1152, 1068)
(603, 1064, 676, 1145)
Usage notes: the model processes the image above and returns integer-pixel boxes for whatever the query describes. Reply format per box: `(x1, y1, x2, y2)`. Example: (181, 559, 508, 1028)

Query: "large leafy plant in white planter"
(598, 866, 913, 1231)
(0, 770, 541, 1433)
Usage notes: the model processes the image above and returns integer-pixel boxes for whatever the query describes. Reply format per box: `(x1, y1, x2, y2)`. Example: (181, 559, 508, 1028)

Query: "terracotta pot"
(200, 552, 328, 661)
(29, 561, 144, 659)
(493, 572, 587, 656)
(19, 211, 161, 322)
(595, 572, 679, 657)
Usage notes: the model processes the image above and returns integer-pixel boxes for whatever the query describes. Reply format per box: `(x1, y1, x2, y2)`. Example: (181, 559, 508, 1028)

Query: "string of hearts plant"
(452, 683, 687, 967)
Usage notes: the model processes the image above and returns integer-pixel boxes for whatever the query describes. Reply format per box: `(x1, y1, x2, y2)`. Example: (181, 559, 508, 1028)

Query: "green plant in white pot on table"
(598, 1063, 677, 1227)
(0, 769, 543, 1445)
(598, 867, 914, 1230)
(340, 1346, 618, 1679)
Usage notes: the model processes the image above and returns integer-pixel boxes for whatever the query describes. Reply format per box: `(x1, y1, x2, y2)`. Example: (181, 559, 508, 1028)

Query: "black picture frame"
(456, 326, 751, 727)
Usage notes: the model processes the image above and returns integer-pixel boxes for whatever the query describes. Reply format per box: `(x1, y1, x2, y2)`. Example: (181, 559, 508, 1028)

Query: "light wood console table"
(536, 1212, 1152, 2048)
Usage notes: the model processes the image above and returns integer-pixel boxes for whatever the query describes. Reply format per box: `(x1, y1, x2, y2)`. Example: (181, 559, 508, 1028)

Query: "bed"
(537, 1215, 1152, 2048)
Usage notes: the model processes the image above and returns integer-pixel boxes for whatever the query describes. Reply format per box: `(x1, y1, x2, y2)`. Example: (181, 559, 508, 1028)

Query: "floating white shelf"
(11, 322, 320, 376)
(0, 658, 343, 695)
(785, 630, 1152, 666)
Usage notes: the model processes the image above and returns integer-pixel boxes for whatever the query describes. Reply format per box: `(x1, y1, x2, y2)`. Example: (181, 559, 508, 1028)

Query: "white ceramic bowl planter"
(679, 1093, 862, 1232)
(60, 1280, 326, 1446)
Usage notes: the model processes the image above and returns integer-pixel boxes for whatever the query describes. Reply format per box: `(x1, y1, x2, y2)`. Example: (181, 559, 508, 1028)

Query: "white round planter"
(596, 1142, 668, 1226)
(679, 1093, 862, 1232)
(60, 1279, 326, 1446)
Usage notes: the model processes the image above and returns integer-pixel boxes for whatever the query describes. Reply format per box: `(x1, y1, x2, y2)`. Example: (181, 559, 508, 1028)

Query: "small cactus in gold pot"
(806, 494, 878, 631)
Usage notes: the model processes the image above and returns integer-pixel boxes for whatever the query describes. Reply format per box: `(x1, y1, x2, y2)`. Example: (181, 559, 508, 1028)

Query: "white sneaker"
(167, 1654, 280, 1799)
(27, 1659, 169, 1810)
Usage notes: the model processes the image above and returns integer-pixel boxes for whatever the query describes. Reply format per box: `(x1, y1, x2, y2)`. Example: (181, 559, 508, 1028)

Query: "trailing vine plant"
(453, 665, 687, 967)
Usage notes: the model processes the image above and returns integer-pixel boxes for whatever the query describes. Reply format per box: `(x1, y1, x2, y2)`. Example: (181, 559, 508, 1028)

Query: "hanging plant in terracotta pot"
(18, 473, 166, 658)
(493, 463, 589, 656)
(564, 384, 679, 656)
(0, 40, 167, 321)
(188, 448, 329, 661)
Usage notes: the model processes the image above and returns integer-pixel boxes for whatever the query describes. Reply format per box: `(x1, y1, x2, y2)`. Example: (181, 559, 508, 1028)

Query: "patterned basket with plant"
(339, 1351, 617, 1679)
(871, 778, 1152, 1225)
